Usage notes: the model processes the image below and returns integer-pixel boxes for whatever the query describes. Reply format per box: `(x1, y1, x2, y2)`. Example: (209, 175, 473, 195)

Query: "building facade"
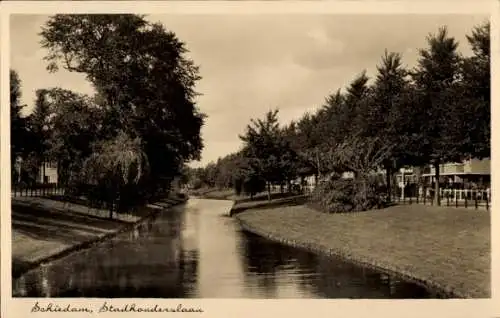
(37, 161, 59, 184)
(396, 158, 490, 189)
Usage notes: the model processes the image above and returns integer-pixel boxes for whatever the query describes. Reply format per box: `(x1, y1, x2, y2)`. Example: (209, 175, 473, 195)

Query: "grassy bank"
(234, 202, 490, 298)
(12, 194, 187, 279)
(187, 188, 238, 200)
(188, 187, 301, 202)
(230, 193, 309, 215)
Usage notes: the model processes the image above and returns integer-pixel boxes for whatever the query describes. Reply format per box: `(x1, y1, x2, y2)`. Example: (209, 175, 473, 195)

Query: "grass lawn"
(235, 203, 490, 298)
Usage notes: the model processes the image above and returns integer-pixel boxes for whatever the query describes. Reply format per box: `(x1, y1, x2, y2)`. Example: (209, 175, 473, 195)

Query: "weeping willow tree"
(82, 131, 149, 218)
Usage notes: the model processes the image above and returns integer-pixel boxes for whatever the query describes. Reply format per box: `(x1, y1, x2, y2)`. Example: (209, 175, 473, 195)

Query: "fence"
(11, 182, 65, 198)
(393, 187, 491, 211)
(290, 181, 491, 211)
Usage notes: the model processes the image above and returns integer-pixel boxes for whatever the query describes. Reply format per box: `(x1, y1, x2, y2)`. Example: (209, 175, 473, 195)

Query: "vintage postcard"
(0, 1, 498, 318)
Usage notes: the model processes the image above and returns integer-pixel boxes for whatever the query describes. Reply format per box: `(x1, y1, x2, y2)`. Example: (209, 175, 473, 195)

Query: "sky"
(10, 14, 487, 167)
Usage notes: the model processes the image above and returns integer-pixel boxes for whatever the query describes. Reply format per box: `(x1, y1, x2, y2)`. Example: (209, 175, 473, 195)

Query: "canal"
(13, 198, 431, 298)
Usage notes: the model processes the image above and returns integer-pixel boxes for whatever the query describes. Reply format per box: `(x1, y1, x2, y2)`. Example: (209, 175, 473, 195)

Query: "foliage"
(83, 131, 148, 186)
(458, 22, 490, 159)
(239, 109, 300, 198)
(191, 22, 489, 211)
(33, 14, 206, 211)
(82, 131, 149, 215)
(10, 70, 29, 180)
(326, 135, 395, 178)
(14, 18, 489, 214)
(309, 175, 387, 213)
(410, 26, 468, 204)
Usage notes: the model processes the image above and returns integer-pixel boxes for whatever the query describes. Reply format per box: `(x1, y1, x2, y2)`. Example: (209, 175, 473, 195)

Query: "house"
(13, 156, 58, 184)
(396, 158, 490, 189)
(38, 161, 58, 184)
(421, 158, 490, 188)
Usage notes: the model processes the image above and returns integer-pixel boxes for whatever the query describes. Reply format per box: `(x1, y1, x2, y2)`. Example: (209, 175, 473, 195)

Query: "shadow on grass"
(235, 191, 301, 205)
(13, 200, 132, 225)
(12, 205, 123, 243)
(230, 195, 309, 216)
(44, 195, 184, 219)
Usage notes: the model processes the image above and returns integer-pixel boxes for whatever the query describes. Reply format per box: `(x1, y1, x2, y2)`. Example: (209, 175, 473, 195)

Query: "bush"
(309, 175, 387, 213)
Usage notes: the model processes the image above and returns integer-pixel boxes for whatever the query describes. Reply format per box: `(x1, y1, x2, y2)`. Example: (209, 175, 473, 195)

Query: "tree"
(36, 88, 103, 188)
(290, 113, 321, 180)
(10, 70, 29, 183)
(40, 14, 205, 199)
(83, 131, 149, 218)
(340, 71, 371, 139)
(369, 50, 411, 201)
(233, 156, 266, 198)
(240, 109, 298, 200)
(27, 89, 55, 185)
(458, 22, 490, 160)
(411, 26, 463, 205)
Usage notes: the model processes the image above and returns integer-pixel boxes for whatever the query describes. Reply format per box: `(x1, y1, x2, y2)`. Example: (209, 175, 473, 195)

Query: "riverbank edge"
(12, 196, 188, 280)
(233, 208, 467, 299)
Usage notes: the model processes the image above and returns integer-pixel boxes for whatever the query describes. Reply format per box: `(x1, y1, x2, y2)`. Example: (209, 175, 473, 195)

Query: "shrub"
(309, 175, 387, 213)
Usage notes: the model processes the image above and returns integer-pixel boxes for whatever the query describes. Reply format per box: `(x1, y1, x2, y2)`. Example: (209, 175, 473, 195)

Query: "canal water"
(13, 199, 431, 298)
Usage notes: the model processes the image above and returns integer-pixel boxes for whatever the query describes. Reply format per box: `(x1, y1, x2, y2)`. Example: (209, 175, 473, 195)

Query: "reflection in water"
(240, 232, 430, 298)
(13, 199, 431, 298)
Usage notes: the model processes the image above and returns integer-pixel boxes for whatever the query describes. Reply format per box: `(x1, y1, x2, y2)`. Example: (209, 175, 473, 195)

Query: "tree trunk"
(385, 166, 392, 203)
(316, 148, 321, 180)
(267, 182, 271, 201)
(42, 160, 46, 196)
(434, 162, 440, 206)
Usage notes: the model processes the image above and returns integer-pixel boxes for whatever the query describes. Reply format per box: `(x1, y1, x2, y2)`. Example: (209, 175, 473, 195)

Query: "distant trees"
(239, 109, 300, 200)
(190, 22, 490, 209)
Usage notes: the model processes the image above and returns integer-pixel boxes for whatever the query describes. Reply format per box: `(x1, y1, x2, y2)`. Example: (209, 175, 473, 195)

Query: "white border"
(1, 1, 498, 318)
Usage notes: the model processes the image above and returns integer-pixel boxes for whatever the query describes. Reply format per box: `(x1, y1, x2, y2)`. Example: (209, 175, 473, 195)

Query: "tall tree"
(10, 70, 28, 183)
(40, 14, 205, 198)
(458, 22, 490, 160)
(28, 89, 55, 184)
(343, 71, 371, 138)
(412, 26, 463, 205)
(369, 50, 410, 201)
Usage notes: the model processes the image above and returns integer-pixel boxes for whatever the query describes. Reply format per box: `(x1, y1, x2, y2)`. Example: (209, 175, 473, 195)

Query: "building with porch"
(420, 158, 490, 189)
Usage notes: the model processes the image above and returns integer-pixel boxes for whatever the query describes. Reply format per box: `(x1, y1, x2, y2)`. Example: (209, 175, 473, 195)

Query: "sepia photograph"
(1, 2, 494, 314)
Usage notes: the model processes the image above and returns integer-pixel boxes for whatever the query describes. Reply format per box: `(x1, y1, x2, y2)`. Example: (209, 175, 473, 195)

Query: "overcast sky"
(11, 14, 487, 167)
